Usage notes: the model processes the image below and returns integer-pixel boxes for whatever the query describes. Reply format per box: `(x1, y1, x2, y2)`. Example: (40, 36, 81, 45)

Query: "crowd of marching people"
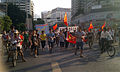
(1, 26, 116, 63)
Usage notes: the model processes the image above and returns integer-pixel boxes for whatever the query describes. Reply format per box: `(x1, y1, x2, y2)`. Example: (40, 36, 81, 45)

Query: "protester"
(23, 31, 29, 50)
(54, 30, 59, 47)
(72, 30, 77, 47)
(59, 30, 65, 50)
(40, 31, 46, 51)
(47, 29, 55, 53)
(64, 28, 69, 49)
(87, 29, 94, 49)
(74, 27, 84, 57)
(28, 31, 33, 55)
(2, 31, 8, 50)
(31, 30, 39, 58)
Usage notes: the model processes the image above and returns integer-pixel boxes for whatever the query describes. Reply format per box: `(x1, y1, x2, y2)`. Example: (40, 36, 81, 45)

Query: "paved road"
(4, 41, 120, 72)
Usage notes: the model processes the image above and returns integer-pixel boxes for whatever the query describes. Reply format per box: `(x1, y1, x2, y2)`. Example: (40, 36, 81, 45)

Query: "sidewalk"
(0, 34, 8, 72)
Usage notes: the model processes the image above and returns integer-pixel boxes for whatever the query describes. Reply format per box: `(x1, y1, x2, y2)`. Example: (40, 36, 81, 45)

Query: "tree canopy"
(2, 16, 12, 31)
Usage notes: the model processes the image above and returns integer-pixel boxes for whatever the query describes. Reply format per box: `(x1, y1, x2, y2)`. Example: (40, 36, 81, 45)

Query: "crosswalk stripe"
(52, 62, 62, 72)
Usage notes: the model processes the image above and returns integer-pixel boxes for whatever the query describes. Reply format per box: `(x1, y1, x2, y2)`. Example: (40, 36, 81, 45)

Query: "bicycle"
(100, 39, 116, 57)
(8, 41, 18, 67)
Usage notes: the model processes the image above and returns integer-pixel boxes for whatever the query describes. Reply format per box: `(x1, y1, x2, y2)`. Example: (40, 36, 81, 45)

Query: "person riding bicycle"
(7, 30, 26, 62)
(87, 29, 94, 49)
(100, 27, 113, 53)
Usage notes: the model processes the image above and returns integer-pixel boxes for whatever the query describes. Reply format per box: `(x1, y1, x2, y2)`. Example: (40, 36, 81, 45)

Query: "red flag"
(101, 21, 106, 30)
(67, 32, 76, 44)
(64, 12, 68, 26)
(53, 24, 57, 30)
(88, 21, 93, 31)
(19, 34, 23, 45)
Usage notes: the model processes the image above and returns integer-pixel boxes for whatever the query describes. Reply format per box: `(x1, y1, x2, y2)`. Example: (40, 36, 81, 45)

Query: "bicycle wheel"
(12, 52, 17, 67)
(107, 46, 116, 57)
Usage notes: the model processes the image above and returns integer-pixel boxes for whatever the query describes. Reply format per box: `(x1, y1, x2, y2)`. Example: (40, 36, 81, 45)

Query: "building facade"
(0, 3, 6, 16)
(71, 0, 120, 28)
(1, 0, 34, 30)
(41, 7, 71, 26)
(1, 0, 34, 17)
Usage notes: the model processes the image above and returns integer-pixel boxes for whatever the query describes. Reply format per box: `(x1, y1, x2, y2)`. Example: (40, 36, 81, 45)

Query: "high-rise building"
(1, 0, 34, 17)
(71, 0, 120, 28)
(41, 7, 71, 26)
(0, 3, 6, 16)
(1, 0, 34, 30)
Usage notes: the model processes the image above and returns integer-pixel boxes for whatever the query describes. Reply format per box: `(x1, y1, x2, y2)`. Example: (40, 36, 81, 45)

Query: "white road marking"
(52, 62, 62, 72)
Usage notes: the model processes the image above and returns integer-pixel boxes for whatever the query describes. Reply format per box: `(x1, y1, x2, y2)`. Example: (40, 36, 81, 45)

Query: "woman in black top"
(31, 30, 38, 58)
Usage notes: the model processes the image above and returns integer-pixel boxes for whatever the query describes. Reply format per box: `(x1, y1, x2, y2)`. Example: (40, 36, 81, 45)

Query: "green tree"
(7, 3, 26, 30)
(2, 16, 12, 31)
(17, 23, 26, 31)
(33, 18, 45, 29)
(36, 18, 45, 24)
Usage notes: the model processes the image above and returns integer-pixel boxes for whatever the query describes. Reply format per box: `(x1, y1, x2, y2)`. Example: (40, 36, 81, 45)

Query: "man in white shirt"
(100, 27, 113, 53)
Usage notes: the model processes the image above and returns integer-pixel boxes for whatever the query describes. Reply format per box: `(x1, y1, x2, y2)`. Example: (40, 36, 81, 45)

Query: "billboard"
(35, 24, 49, 35)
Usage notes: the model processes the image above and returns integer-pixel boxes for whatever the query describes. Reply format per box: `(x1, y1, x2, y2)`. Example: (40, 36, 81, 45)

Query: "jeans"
(101, 38, 107, 52)
(41, 40, 46, 48)
(65, 40, 69, 48)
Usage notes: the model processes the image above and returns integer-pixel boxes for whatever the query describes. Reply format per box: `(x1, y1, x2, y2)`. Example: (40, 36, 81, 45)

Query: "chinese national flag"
(53, 24, 57, 30)
(88, 21, 93, 31)
(102, 21, 106, 30)
(64, 12, 68, 26)
(67, 32, 76, 44)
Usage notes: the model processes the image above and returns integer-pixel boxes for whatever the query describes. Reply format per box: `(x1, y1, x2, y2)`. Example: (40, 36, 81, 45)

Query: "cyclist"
(100, 27, 113, 53)
(7, 30, 26, 62)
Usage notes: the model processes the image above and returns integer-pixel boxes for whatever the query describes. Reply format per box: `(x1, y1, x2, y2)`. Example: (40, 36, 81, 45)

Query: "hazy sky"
(32, 0, 71, 18)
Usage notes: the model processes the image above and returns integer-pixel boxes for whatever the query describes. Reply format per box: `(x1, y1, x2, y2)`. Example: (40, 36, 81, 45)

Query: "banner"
(35, 24, 49, 35)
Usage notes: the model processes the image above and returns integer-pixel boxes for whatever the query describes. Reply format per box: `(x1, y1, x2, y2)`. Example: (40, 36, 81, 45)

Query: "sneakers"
(22, 58, 26, 62)
(35, 55, 38, 58)
(74, 52, 77, 55)
(80, 55, 84, 58)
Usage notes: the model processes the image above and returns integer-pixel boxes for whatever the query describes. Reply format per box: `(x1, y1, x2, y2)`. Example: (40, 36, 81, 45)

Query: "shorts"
(60, 42, 64, 47)
(31, 45, 38, 50)
(17, 47, 21, 51)
(76, 42, 84, 50)
(48, 41, 54, 48)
